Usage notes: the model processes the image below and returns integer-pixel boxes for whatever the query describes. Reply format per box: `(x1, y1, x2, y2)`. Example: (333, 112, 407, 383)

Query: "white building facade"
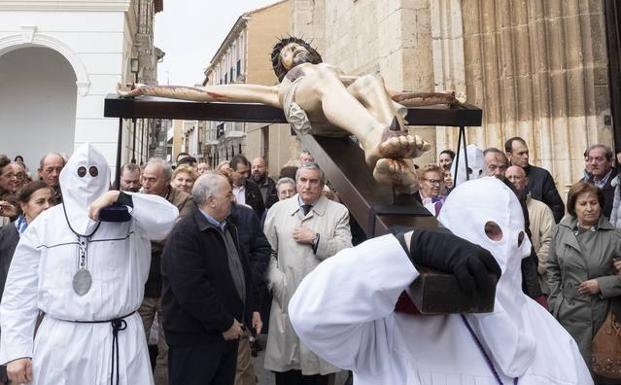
(0, 0, 162, 176)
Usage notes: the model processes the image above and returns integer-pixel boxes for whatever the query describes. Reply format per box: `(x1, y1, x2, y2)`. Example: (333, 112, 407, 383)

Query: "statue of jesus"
(118, 37, 460, 185)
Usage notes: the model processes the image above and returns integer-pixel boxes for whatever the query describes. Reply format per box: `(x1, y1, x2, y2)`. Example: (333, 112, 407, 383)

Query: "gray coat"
(263, 194, 352, 375)
(547, 215, 621, 367)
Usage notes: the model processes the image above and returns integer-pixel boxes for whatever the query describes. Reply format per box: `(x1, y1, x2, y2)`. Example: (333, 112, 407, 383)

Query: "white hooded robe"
(0, 144, 179, 385)
(289, 177, 593, 385)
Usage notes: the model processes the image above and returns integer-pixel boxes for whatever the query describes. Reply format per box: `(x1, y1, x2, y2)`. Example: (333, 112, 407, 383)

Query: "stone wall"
(292, 0, 438, 165)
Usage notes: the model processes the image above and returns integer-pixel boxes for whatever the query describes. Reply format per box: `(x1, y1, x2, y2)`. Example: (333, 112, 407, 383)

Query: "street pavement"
(254, 335, 350, 385)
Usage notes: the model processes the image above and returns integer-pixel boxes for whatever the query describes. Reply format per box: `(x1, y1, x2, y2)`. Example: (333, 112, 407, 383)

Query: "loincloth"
(283, 77, 409, 137)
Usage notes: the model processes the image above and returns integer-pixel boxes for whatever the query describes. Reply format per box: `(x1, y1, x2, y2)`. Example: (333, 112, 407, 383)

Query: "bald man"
(251, 157, 278, 209)
(38, 153, 65, 203)
(505, 165, 555, 294)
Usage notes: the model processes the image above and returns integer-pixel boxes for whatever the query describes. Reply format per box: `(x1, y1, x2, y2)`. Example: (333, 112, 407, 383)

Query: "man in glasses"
(414, 164, 446, 217)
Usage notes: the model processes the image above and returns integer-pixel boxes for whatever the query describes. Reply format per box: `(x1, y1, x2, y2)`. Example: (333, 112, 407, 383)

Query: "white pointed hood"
(438, 177, 536, 378)
(59, 143, 110, 234)
(451, 144, 484, 186)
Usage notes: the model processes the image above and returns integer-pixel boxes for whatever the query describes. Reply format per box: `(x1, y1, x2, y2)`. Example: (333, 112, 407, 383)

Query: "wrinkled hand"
(7, 357, 32, 384)
(292, 225, 316, 245)
(222, 319, 243, 341)
(404, 229, 501, 295)
(88, 191, 120, 221)
(0, 200, 18, 218)
(614, 259, 621, 275)
(578, 279, 600, 295)
(252, 311, 263, 335)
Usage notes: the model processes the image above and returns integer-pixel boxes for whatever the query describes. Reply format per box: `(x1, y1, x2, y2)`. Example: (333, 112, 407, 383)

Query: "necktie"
(302, 204, 312, 216)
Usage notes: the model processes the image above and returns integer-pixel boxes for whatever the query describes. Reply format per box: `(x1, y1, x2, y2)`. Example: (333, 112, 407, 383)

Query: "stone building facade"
(293, 0, 615, 197)
(0, 0, 163, 177)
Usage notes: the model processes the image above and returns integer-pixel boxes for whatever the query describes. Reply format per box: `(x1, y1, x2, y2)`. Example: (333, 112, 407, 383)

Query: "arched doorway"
(0, 46, 77, 171)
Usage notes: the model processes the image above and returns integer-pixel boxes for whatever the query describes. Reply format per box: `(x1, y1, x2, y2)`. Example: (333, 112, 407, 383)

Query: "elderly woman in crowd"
(0, 181, 55, 384)
(547, 181, 621, 383)
(275, 177, 296, 201)
(170, 164, 198, 194)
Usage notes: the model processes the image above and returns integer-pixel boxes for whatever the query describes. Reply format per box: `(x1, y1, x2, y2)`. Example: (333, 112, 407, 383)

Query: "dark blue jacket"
(161, 207, 254, 346)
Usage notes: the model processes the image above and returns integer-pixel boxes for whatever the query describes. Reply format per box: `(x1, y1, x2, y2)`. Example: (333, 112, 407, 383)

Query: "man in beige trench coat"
(263, 162, 352, 385)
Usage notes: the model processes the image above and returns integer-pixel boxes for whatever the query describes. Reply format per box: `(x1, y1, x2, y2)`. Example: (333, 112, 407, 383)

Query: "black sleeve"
(265, 185, 279, 209)
(542, 172, 565, 223)
(248, 212, 271, 301)
(248, 183, 265, 218)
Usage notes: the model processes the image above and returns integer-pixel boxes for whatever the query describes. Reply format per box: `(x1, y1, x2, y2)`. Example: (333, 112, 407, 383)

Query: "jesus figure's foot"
(373, 158, 419, 187)
(364, 122, 430, 168)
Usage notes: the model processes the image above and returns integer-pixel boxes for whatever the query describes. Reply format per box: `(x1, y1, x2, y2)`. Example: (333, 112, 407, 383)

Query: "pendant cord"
(62, 202, 101, 239)
(460, 315, 518, 385)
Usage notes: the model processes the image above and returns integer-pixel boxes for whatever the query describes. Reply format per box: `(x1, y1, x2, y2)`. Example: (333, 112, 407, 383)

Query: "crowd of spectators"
(0, 136, 620, 384)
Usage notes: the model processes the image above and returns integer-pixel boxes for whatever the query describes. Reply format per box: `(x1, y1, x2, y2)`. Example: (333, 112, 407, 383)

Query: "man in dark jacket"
(505, 137, 565, 222)
(581, 144, 618, 219)
(251, 157, 279, 209)
(162, 173, 259, 385)
(230, 155, 265, 218)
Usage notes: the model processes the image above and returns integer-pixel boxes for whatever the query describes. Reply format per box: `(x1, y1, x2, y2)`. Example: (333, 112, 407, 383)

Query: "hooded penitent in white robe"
(451, 144, 484, 186)
(289, 177, 593, 385)
(0, 144, 178, 385)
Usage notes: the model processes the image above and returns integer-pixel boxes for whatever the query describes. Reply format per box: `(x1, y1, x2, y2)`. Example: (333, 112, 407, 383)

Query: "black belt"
(65, 311, 135, 385)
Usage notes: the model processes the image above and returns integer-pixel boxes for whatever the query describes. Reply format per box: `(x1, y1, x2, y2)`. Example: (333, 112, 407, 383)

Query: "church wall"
(293, 0, 613, 197)
(450, 0, 611, 196)
(292, 0, 438, 166)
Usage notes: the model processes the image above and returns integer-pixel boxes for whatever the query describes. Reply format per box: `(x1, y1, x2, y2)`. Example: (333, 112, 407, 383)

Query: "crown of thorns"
(271, 36, 323, 82)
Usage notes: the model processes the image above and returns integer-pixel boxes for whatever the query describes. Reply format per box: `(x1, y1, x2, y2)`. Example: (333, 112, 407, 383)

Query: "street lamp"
(130, 58, 139, 163)
(130, 58, 139, 83)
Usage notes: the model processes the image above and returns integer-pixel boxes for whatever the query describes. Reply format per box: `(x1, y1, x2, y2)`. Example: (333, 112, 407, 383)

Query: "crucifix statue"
(118, 37, 460, 185)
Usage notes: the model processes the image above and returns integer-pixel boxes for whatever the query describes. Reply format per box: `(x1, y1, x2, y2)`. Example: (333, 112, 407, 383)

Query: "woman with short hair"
(170, 165, 198, 194)
(547, 181, 621, 383)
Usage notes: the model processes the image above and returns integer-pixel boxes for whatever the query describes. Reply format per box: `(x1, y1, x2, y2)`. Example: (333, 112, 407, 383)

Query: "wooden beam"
(104, 94, 482, 127)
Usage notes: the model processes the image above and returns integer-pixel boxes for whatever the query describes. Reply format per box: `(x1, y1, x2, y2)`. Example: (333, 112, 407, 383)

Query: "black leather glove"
(396, 229, 501, 295)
